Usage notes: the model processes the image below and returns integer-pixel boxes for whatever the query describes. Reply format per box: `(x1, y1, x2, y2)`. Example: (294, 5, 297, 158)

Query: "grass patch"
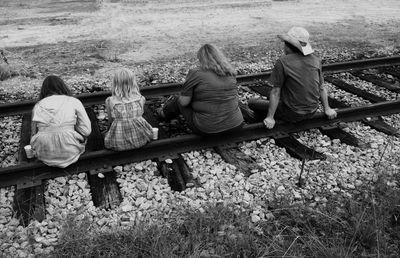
(50, 205, 270, 257)
(48, 177, 400, 258)
(49, 141, 400, 257)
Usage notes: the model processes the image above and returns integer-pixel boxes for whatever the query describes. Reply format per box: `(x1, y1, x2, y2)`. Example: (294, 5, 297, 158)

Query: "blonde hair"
(197, 44, 236, 77)
(111, 68, 141, 100)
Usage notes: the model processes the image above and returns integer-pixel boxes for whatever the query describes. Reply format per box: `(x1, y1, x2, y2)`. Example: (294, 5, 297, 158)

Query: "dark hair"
(39, 75, 72, 100)
(284, 41, 302, 54)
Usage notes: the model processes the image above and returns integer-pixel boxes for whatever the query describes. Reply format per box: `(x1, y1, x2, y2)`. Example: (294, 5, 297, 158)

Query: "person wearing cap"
(248, 27, 337, 129)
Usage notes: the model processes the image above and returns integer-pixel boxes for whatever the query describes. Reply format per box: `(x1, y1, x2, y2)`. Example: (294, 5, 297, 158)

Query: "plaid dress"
(104, 96, 153, 151)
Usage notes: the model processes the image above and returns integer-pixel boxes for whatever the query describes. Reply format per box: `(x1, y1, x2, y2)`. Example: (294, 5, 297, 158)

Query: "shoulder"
(309, 53, 322, 63)
(105, 96, 112, 104)
(67, 95, 81, 103)
(192, 69, 219, 80)
(187, 68, 201, 78)
(310, 53, 321, 59)
(32, 102, 40, 112)
(183, 69, 203, 85)
(38, 95, 67, 105)
(67, 96, 85, 107)
(280, 53, 302, 63)
(106, 96, 122, 105)
(272, 58, 284, 71)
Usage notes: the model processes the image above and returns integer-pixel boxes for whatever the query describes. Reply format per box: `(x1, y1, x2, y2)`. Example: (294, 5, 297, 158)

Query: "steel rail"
(1, 99, 399, 188)
(322, 55, 400, 74)
(1, 56, 400, 117)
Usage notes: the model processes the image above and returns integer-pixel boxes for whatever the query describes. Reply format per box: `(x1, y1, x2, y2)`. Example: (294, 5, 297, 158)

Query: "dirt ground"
(0, 0, 400, 96)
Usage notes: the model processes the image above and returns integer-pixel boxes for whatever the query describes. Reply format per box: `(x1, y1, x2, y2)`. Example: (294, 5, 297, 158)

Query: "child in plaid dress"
(104, 68, 153, 151)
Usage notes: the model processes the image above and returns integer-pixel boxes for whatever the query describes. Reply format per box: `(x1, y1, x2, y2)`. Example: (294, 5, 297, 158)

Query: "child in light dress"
(104, 68, 153, 151)
(30, 75, 91, 168)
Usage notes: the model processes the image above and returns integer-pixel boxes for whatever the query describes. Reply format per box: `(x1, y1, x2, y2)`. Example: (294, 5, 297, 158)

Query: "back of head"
(112, 68, 140, 100)
(284, 41, 302, 55)
(197, 44, 236, 77)
(278, 27, 314, 56)
(40, 75, 72, 100)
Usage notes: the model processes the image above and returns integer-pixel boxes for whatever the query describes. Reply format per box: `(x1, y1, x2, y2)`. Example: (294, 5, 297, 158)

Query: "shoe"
(239, 102, 263, 123)
(156, 107, 165, 119)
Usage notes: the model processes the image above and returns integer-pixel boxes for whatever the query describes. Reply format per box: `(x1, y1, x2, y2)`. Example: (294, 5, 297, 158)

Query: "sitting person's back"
(159, 44, 247, 135)
(275, 53, 321, 115)
(104, 68, 153, 151)
(30, 76, 91, 168)
(248, 27, 337, 129)
(184, 68, 243, 134)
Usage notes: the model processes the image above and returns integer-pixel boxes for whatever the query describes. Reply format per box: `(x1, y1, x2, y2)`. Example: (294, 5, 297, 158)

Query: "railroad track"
(1, 56, 400, 117)
(1, 56, 400, 225)
(1, 99, 399, 187)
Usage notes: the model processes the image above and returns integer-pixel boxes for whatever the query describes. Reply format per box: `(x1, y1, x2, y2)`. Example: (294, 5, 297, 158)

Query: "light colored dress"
(30, 95, 91, 168)
(104, 96, 153, 151)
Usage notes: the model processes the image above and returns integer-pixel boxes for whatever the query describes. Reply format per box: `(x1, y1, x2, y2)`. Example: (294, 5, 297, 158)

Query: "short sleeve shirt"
(270, 53, 323, 115)
(181, 69, 243, 133)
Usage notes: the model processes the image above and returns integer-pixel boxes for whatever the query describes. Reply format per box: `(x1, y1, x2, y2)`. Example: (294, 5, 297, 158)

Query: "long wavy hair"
(197, 44, 236, 77)
(39, 75, 72, 100)
(112, 68, 141, 100)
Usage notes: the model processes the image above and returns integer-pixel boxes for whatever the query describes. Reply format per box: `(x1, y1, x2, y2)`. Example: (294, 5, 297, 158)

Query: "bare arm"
(31, 106, 38, 137)
(105, 98, 113, 127)
(319, 83, 337, 119)
(75, 99, 92, 137)
(31, 120, 38, 137)
(264, 87, 281, 129)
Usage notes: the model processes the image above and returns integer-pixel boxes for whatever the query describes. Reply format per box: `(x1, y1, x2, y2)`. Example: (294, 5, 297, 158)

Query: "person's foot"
(239, 102, 263, 123)
(156, 107, 166, 119)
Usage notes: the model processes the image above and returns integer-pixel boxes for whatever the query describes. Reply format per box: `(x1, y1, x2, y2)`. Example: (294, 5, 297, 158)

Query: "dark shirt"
(270, 53, 322, 115)
(181, 69, 243, 133)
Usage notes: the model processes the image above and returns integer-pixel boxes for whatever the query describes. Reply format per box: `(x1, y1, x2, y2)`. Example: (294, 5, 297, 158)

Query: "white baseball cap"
(278, 27, 314, 56)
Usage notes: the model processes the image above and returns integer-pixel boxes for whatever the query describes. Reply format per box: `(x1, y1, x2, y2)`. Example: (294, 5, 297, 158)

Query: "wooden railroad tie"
(14, 113, 46, 226)
(144, 104, 196, 191)
(214, 143, 263, 177)
(351, 71, 400, 93)
(85, 107, 122, 210)
(247, 85, 360, 159)
(328, 97, 399, 136)
(382, 68, 400, 80)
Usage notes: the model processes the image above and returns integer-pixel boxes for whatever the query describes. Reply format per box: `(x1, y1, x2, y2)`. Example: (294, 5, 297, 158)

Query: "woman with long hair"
(159, 44, 249, 135)
(30, 75, 91, 168)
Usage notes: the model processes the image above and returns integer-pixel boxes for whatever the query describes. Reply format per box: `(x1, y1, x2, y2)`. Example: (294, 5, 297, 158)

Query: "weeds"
(47, 182, 400, 258)
(47, 137, 400, 257)
(50, 205, 271, 257)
